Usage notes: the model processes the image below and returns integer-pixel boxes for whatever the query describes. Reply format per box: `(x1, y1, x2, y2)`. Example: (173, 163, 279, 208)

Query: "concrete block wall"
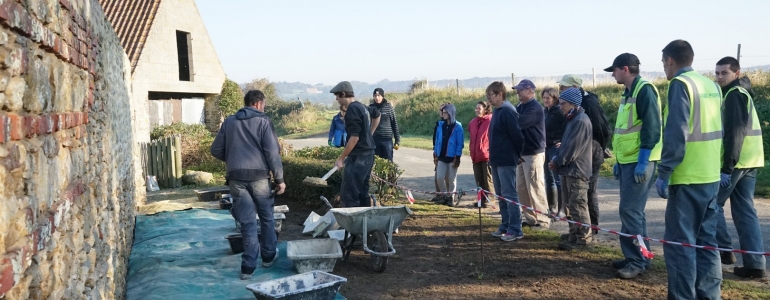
(0, 0, 142, 299)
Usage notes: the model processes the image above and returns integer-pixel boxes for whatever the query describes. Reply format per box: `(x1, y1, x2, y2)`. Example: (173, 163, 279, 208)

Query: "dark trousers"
(472, 161, 495, 195)
(229, 179, 277, 275)
(588, 168, 600, 229)
(340, 154, 375, 207)
(374, 138, 394, 161)
(564, 176, 591, 244)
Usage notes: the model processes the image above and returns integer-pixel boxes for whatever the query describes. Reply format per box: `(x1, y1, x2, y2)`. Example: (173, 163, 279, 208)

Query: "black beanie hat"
(373, 88, 385, 97)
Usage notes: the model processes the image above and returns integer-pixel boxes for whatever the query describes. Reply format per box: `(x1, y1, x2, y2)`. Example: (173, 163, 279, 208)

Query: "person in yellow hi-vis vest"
(655, 40, 723, 300)
(713, 56, 766, 279)
(604, 53, 663, 280)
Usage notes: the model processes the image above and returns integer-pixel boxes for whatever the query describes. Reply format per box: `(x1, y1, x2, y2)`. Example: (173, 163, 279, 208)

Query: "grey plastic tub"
(287, 239, 343, 273)
(245, 271, 346, 300)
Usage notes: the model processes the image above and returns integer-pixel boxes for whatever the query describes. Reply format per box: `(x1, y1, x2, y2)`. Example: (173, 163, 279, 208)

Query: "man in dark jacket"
(331, 81, 381, 208)
(513, 79, 550, 228)
(486, 81, 525, 242)
(549, 87, 593, 250)
(210, 90, 286, 280)
(713, 56, 766, 279)
(370, 88, 401, 161)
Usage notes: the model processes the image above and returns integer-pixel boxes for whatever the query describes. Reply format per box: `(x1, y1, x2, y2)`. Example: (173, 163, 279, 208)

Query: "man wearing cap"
(605, 53, 663, 279)
(369, 88, 401, 161)
(549, 87, 593, 250)
(330, 81, 381, 208)
(655, 39, 723, 300)
(513, 79, 550, 229)
(558, 74, 611, 234)
(713, 56, 766, 279)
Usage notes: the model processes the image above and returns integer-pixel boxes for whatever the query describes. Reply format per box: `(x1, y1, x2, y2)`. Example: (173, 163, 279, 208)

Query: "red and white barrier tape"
(370, 174, 770, 257)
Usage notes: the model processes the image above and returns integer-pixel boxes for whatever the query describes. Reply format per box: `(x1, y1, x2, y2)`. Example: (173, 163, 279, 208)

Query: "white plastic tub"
(287, 239, 343, 273)
(245, 271, 346, 300)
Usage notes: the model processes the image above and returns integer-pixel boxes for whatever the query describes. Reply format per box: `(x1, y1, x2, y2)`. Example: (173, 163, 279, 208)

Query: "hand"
(452, 156, 461, 168)
(394, 144, 400, 150)
(655, 178, 669, 199)
(518, 158, 525, 165)
(276, 183, 286, 195)
(555, 142, 561, 149)
(720, 173, 731, 189)
(634, 163, 648, 183)
(328, 140, 333, 147)
(613, 163, 620, 180)
(335, 157, 345, 169)
(548, 161, 556, 170)
(433, 153, 438, 166)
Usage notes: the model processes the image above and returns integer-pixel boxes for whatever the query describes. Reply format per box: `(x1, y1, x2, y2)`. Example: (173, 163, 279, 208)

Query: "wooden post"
(511, 73, 515, 86)
(456, 79, 460, 96)
(166, 137, 175, 188)
(592, 68, 596, 89)
(174, 135, 183, 187)
(737, 44, 742, 64)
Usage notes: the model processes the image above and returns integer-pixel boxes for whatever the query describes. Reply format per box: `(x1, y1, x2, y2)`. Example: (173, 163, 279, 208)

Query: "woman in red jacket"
(469, 101, 494, 208)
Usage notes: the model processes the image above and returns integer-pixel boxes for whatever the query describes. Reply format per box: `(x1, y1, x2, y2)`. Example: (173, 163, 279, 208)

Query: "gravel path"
(286, 138, 770, 269)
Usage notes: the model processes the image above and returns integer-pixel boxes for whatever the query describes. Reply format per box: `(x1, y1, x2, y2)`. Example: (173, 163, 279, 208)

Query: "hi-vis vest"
(725, 85, 764, 169)
(665, 71, 723, 185)
(612, 78, 663, 164)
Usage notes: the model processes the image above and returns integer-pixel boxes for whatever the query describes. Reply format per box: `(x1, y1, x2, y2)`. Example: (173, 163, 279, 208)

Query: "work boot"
(616, 265, 645, 279)
(721, 252, 736, 265)
(733, 267, 766, 278)
(430, 194, 443, 203)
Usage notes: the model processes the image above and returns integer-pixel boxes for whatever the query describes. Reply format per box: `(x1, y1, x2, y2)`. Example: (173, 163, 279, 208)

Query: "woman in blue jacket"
(433, 103, 464, 206)
(328, 105, 347, 147)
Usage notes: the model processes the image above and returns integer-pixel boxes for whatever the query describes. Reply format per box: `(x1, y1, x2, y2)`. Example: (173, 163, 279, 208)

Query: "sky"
(195, 0, 770, 85)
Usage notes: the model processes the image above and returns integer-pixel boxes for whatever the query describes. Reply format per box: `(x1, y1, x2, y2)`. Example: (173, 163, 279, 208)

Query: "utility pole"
(592, 68, 596, 89)
(456, 79, 460, 96)
(511, 73, 515, 86)
(737, 44, 742, 64)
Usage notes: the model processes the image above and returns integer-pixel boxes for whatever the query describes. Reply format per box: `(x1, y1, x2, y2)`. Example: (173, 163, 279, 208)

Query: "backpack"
(580, 89, 612, 152)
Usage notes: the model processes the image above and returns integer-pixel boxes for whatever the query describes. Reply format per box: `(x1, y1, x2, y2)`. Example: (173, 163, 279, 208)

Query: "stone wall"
(0, 0, 142, 299)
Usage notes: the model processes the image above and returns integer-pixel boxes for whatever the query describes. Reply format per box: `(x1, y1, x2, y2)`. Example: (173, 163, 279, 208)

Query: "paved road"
(286, 138, 770, 269)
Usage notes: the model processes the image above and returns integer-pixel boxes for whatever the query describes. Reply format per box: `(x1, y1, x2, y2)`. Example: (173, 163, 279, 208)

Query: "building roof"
(99, 0, 162, 73)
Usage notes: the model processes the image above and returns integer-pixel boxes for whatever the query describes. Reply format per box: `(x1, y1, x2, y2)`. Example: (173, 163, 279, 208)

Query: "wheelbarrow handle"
(319, 196, 333, 210)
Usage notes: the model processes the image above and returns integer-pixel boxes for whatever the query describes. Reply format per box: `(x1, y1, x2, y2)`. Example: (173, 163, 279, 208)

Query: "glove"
(433, 153, 438, 166)
(655, 178, 669, 199)
(452, 156, 461, 168)
(634, 149, 652, 183)
(394, 144, 400, 150)
(720, 173, 731, 189)
(613, 163, 620, 180)
(328, 140, 333, 147)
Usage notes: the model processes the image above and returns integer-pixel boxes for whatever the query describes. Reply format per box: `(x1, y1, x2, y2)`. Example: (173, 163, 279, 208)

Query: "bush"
(218, 79, 243, 118)
(151, 123, 219, 169)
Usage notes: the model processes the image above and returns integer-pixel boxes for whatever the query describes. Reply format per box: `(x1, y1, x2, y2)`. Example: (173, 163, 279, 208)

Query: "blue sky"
(195, 0, 770, 85)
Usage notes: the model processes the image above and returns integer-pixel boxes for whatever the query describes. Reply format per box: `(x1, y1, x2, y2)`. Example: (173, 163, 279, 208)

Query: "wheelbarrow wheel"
(368, 230, 388, 272)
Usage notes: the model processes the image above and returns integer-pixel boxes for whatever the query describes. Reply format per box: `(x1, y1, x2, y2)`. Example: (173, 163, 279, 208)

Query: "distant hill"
(268, 65, 770, 104)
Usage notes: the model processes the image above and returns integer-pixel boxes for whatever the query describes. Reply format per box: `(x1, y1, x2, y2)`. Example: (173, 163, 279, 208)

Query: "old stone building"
(100, 0, 226, 141)
(0, 0, 144, 299)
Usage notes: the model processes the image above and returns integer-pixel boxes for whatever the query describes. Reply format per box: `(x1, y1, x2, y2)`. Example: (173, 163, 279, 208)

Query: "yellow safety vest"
(612, 78, 663, 164)
(725, 86, 765, 169)
(665, 71, 723, 185)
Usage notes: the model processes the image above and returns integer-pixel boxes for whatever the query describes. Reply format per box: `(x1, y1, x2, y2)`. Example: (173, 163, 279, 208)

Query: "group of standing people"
(211, 39, 767, 299)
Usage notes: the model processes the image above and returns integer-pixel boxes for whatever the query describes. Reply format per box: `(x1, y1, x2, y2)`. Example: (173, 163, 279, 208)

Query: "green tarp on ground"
(126, 209, 344, 300)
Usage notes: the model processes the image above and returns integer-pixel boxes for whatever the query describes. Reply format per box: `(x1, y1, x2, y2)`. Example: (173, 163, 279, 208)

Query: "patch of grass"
(722, 279, 770, 299)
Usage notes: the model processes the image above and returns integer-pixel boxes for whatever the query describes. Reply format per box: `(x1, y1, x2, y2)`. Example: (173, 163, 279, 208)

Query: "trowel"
(302, 166, 338, 187)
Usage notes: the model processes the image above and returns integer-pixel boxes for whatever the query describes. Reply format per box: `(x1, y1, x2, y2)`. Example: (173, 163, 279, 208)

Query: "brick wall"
(0, 0, 141, 299)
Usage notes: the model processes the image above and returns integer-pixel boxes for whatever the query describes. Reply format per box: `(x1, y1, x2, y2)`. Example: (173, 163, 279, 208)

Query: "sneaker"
(430, 195, 444, 203)
(262, 249, 278, 268)
(611, 259, 627, 270)
(240, 273, 252, 280)
(616, 265, 645, 279)
(490, 230, 506, 238)
(500, 233, 524, 242)
(720, 252, 736, 265)
(733, 267, 766, 279)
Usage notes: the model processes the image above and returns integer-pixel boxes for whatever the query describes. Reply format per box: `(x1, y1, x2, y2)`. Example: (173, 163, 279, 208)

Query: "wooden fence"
(140, 135, 183, 188)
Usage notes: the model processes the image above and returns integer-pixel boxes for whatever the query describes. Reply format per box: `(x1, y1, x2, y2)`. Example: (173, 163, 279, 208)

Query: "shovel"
(302, 166, 338, 187)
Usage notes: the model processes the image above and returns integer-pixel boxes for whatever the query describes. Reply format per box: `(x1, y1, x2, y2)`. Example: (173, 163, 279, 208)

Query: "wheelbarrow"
(330, 204, 413, 272)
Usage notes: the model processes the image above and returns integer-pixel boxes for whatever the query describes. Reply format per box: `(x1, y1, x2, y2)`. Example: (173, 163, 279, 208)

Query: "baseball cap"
(557, 74, 583, 87)
(512, 79, 536, 90)
(603, 53, 640, 72)
(330, 81, 354, 94)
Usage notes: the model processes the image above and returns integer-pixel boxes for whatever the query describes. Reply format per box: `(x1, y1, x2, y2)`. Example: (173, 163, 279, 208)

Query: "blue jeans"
(340, 154, 375, 207)
(618, 162, 655, 270)
(374, 139, 394, 161)
(229, 179, 277, 275)
(491, 165, 523, 237)
(544, 146, 561, 189)
(664, 182, 721, 300)
(716, 168, 766, 270)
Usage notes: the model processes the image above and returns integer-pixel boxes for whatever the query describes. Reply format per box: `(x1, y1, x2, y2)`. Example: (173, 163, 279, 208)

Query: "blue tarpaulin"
(126, 209, 344, 300)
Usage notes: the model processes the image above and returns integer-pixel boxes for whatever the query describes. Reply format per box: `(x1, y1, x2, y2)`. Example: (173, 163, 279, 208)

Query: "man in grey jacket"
(210, 90, 286, 280)
(549, 87, 593, 250)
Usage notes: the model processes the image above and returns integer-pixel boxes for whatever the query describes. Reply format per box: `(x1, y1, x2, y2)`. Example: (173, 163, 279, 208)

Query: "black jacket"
(544, 105, 566, 147)
(580, 89, 611, 150)
(369, 100, 401, 144)
(721, 77, 756, 174)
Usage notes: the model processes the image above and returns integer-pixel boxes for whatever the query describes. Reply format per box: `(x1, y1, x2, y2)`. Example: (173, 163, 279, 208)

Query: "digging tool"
(302, 166, 338, 187)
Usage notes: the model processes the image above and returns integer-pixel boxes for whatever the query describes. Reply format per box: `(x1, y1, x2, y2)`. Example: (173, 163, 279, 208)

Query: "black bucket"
(225, 233, 244, 254)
